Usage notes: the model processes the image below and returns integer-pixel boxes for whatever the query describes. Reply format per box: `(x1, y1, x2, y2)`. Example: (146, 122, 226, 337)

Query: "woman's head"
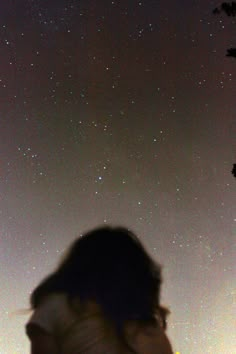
(31, 226, 162, 328)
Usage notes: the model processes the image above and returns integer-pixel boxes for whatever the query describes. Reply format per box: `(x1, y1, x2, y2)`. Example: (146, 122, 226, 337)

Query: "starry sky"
(0, 1, 235, 353)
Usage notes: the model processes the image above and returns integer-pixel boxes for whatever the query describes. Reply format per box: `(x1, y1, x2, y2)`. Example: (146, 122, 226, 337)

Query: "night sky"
(1, 1, 235, 353)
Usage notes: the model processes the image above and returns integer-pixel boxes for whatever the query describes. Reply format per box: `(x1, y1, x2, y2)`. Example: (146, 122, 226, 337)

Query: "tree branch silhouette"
(212, 4, 236, 178)
(213, 2, 236, 58)
(232, 164, 236, 178)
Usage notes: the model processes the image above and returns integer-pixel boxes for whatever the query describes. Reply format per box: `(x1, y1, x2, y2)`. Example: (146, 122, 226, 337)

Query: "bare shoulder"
(26, 323, 58, 354)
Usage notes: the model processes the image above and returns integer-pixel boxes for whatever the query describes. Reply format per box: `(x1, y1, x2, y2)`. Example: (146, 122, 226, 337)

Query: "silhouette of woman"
(26, 226, 173, 353)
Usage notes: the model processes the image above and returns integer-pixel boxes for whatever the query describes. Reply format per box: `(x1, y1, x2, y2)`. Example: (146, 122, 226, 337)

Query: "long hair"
(30, 226, 162, 332)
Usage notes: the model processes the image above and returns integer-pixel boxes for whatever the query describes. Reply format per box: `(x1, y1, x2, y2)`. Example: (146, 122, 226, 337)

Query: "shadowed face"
(157, 306, 174, 354)
(154, 307, 173, 354)
(160, 331, 174, 354)
(124, 306, 174, 354)
(156, 305, 170, 331)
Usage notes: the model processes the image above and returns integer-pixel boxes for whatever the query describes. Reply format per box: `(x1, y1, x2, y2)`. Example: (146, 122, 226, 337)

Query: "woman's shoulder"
(26, 293, 77, 335)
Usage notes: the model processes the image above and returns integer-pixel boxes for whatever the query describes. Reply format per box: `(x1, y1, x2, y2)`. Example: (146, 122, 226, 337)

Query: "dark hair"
(30, 226, 162, 332)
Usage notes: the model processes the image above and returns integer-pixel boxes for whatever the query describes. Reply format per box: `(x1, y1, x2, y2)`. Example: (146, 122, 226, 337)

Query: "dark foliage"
(212, 7, 236, 176)
(213, 2, 236, 16)
(213, 2, 236, 58)
(226, 48, 236, 57)
(232, 164, 236, 177)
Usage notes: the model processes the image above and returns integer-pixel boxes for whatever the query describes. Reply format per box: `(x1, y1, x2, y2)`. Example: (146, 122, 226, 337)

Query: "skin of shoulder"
(26, 323, 58, 354)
